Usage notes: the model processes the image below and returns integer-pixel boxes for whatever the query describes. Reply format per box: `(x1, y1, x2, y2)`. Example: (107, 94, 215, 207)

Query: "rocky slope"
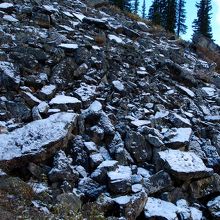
(0, 0, 220, 219)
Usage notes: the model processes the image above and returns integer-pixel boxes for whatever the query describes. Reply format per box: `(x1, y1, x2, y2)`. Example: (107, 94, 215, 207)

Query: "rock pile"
(0, 0, 219, 219)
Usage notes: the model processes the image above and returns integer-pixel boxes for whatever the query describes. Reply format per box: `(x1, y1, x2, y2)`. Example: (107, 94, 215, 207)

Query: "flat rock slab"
(0, 113, 78, 171)
(144, 197, 178, 220)
(157, 149, 213, 180)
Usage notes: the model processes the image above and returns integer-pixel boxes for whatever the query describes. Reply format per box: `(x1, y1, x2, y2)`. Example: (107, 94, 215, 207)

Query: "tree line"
(110, 0, 213, 39)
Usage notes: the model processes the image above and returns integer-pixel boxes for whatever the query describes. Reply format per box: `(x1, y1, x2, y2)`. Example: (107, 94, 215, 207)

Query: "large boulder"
(0, 113, 78, 171)
(157, 149, 213, 180)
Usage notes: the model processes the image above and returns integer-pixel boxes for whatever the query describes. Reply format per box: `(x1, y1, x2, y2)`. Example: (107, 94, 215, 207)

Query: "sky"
(139, 0, 220, 45)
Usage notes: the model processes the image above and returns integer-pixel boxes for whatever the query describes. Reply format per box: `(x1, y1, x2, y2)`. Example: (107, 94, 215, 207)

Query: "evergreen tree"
(148, 0, 164, 26)
(164, 0, 177, 33)
(111, 0, 132, 11)
(176, 0, 187, 36)
(134, 0, 139, 14)
(193, 0, 212, 39)
(142, 0, 146, 18)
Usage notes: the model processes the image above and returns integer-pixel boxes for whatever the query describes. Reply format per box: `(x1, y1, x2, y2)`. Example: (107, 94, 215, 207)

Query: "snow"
(74, 83, 96, 102)
(159, 149, 213, 174)
(59, 25, 74, 32)
(37, 102, 49, 114)
(108, 171, 131, 181)
(131, 120, 151, 127)
(30, 182, 48, 194)
(40, 85, 56, 96)
(0, 113, 77, 161)
(132, 184, 143, 193)
(43, 5, 58, 12)
(108, 34, 124, 44)
(114, 195, 131, 205)
(165, 128, 192, 145)
(3, 15, 18, 22)
(85, 100, 102, 113)
(84, 142, 98, 153)
(63, 11, 74, 18)
(72, 12, 85, 21)
(155, 110, 169, 119)
(24, 92, 41, 104)
(97, 160, 118, 169)
(201, 87, 216, 97)
(177, 85, 195, 98)
(137, 167, 151, 178)
(145, 197, 178, 220)
(0, 61, 20, 84)
(0, 3, 13, 9)
(58, 43, 79, 49)
(49, 95, 81, 105)
(112, 80, 125, 92)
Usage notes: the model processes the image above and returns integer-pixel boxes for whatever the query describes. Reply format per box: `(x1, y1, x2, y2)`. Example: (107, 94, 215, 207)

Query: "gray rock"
(144, 197, 179, 220)
(144, 171, 173, 195)
(190, 173, 220, 199)
(107, 166, 132, 195)
(0, 113, 78, 170)
(0, 61, 20, 90)
(157, 149, 213, 180)
(114, 190, 148, 220)
(38, 85, 56, 100)
(78, 177, 106, 201)
(56, 192, 82, 213)
(125, 131, 152, 163)
(48, 150, 79, 184)
(207, 195, 220, 219)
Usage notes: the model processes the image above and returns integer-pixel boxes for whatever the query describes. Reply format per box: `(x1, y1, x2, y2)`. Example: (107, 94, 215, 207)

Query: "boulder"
(0, 113, 78, 171)
(207, 196, 220, 219)
(157, 149, 213, 180)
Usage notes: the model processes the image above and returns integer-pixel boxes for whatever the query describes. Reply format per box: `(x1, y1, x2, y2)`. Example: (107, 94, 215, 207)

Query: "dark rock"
(0, 61, 20, 91)
(190, 173, 220, 199)
(83, 17, 108, 29)
(48, 150, 79, 184)
(78, 177, 106, 201)
(144, 171, 173, 195)
(125, 131, 152, 163)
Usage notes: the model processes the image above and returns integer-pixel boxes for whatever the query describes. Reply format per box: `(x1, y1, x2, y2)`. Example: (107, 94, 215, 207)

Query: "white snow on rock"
(0, 113, 78, 169)
(145, 197, 179, 220)
(112, 80, 125, 92)
(72, 12, 85, 21)
(201, 87, 216, 98)
(207, 196, 220, 219)
(58, 43, 78, 50)
(177, 85, 195, 98)
(108, 34, 124, 44)
(43, 5, 58, 12)
(3, 15, 18, 22)
(40, 85, 56, 97)
(0, 3, 13, 9)
(158, 149, 213, 180)
(74, 83, 97, 103)
(131, 119, 151, 127)
(164, 127, 192, 147)
(155, 110, 169, 119)
(37, 102, 49, 114)
(114, 195, 131, 205)
(49, 95, 81, 105)
(63, 11, 74, 18)
(0, 61, 20, 86)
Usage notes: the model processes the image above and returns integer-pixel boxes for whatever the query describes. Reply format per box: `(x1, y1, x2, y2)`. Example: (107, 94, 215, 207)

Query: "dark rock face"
(0, 0, 219, 219)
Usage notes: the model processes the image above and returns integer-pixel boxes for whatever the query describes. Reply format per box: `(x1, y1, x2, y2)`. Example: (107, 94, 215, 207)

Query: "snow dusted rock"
(163, 127, 192, 148)
(108, 34, 124, 44)
(37, 102, 49, 114)
(0, 61, 20, 90)
(49, 94, 82, 111)
(39, 85, 56, 100)
(0, 113, 78, 170)
(125, 131, 152, 163)
(169, 113, 191, 127)
(144, 171, 173, 195)
(107, 166, 132, 195)
(144, 197, 179, 220)
(83, 17, 108, 29)
(78, 177, 106, 201)
(207, 195, 220, 219)
(157, 149, 213, 180)
(113, 190, 148, 220)
(48, 150, 79, 184)
(21, 91, 42, 107)
(201, 87, 217, 98)
(0, 3, 14, 13)
(112, 80, 125, 93)
(74, 83, 97, 106)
